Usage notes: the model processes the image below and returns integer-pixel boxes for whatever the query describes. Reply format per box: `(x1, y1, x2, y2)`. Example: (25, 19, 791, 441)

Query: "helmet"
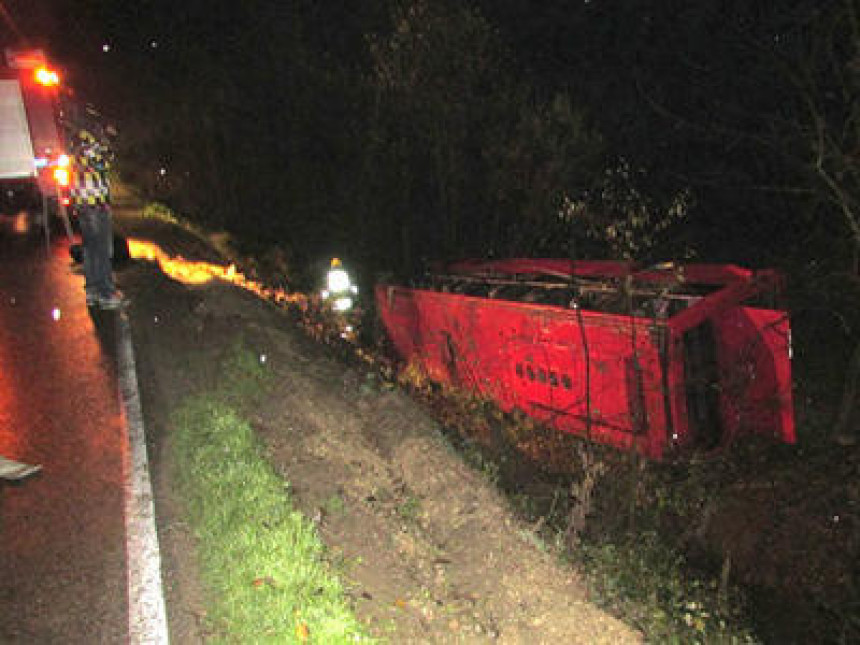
(330, 257, 342, 268)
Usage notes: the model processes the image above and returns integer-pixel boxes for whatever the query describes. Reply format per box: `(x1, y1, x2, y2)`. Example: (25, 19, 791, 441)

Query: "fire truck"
(0, 48, 69, 233)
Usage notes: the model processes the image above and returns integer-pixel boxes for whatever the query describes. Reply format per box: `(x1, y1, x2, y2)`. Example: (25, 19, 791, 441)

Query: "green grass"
(140, 201, 231, 255)
(141, 201, 182, 225)
(170, 344, 372, 643)
(395, 496, 422, 523)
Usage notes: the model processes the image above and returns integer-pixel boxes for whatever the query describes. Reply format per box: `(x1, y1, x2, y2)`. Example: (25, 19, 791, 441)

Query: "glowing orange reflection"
(127, 238, 307, 307)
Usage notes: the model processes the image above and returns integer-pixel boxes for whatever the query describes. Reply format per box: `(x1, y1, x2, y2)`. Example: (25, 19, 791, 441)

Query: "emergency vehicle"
(377, 259, 795, 460)
(0, 48, 69, 232)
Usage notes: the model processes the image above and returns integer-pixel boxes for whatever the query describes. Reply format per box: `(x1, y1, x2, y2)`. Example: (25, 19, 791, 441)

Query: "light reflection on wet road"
(0, 233, 127, 643)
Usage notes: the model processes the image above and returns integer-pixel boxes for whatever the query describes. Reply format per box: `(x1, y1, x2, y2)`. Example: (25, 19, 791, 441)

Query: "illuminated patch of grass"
(140, 201, 235, 261)
(171, 394, 370, 643)
(141, 201, 181, 225)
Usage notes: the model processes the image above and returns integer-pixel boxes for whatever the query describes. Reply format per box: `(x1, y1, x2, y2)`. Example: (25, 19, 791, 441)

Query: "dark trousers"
(76, 204, 115, 298)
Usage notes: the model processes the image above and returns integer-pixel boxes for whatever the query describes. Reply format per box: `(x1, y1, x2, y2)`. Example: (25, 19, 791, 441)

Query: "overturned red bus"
(376, 259, 795, 460)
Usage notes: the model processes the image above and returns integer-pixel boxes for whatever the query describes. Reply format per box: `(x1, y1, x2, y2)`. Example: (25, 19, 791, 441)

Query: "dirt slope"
(116, 215, 640, 643)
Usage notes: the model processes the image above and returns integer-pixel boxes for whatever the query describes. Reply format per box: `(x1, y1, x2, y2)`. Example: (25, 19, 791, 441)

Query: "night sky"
(1, 1, 856, 284)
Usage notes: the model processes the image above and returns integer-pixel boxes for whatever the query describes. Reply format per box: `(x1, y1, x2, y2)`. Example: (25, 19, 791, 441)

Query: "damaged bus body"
(376, 259, 795, 460)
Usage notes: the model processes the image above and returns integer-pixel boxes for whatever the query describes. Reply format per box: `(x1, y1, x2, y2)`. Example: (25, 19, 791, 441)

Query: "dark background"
(3, 0, 859, 433)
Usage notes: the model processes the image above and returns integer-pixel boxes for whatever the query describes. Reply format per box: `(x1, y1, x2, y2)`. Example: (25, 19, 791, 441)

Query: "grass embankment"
(169, 343, 371, 643)
(138, 201, 762, 642)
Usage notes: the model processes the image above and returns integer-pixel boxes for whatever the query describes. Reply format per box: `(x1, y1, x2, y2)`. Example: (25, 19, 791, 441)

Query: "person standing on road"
(69, 125, 123, 309)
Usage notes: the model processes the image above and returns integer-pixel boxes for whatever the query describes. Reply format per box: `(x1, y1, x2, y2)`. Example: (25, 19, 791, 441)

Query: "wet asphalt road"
(0, 231, 128, 643)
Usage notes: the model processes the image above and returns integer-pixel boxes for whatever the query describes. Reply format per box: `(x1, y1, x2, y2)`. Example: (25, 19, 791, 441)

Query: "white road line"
(117, 310, 170, 644)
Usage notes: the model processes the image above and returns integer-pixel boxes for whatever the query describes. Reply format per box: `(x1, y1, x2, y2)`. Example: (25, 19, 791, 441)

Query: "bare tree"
(777, 1, 860, 442)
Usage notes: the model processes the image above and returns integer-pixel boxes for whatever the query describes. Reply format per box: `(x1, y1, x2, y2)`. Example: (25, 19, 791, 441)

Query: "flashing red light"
(34, 66, 60, 87)
(53, 167, 69, 187)
(51, 154, 70, 186)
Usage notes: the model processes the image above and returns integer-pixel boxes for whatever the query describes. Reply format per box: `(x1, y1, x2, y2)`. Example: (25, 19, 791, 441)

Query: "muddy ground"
(116, 213, 641, 643)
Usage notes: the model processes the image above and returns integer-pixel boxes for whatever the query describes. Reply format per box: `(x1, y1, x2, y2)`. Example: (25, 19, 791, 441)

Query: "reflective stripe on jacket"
(70, 130, 111, 206)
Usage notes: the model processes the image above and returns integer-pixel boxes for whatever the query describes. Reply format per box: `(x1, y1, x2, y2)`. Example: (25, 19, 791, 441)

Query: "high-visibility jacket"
(70, 129, 111, 207)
